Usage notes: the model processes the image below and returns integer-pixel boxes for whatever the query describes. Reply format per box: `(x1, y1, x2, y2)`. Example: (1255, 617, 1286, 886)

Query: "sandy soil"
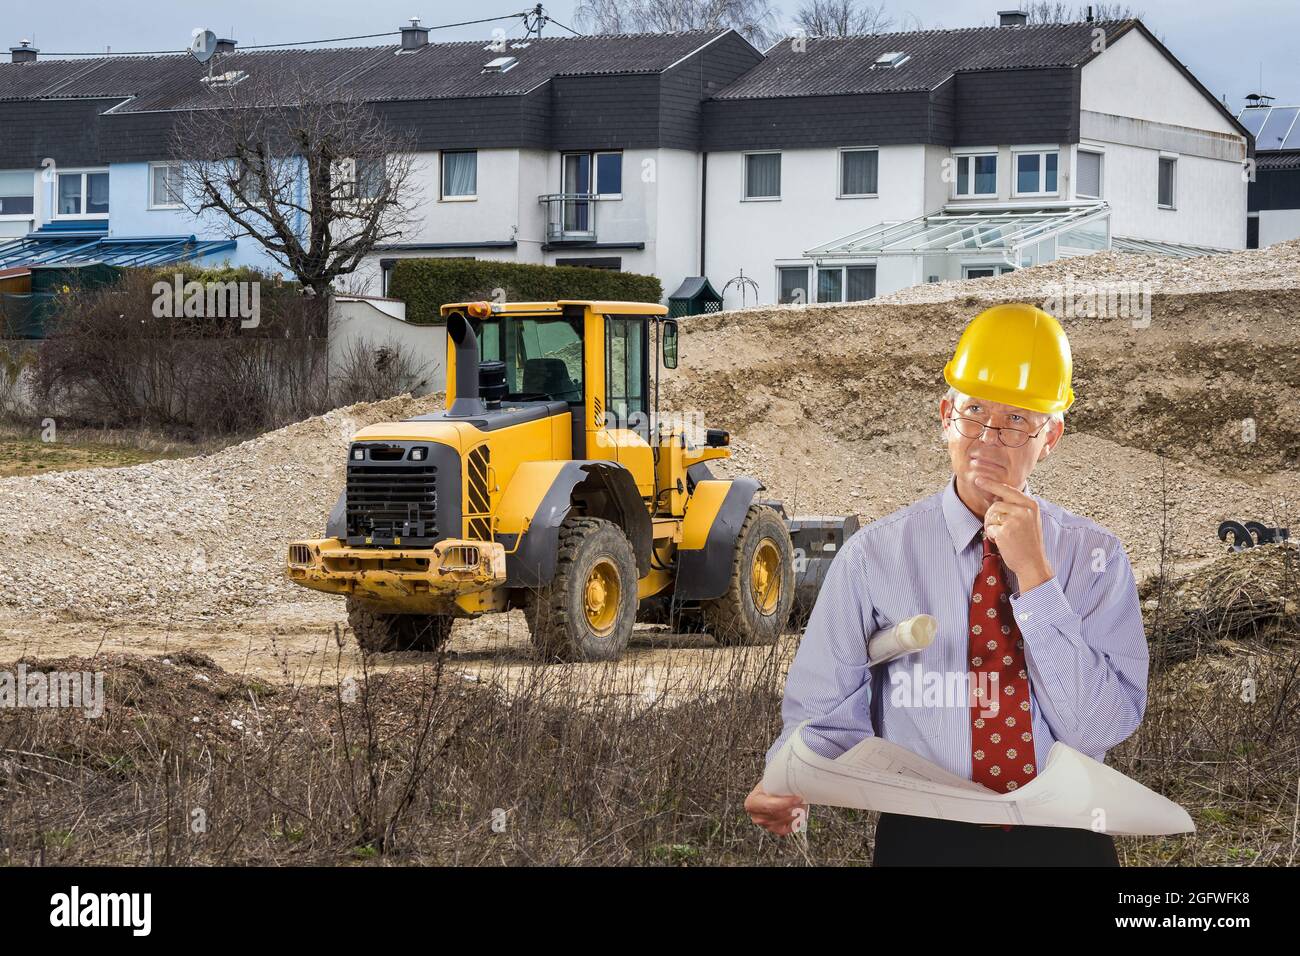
(3, 246, 1298, 688)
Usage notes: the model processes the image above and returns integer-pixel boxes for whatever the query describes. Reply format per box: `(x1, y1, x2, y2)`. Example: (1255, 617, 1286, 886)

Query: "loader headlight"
(351, 447, 364, 460)
(410, 447, 427, 461)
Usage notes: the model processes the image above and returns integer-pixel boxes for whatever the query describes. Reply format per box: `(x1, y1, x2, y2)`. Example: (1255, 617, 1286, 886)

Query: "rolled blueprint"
(867, 614, 937, 666)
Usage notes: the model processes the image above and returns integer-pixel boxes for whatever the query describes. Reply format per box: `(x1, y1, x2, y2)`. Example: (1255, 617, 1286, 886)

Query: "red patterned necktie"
(968, 531, 1038, 793)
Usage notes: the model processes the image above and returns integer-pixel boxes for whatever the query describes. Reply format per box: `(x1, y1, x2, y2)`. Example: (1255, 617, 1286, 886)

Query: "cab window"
(605, 315, 647, 437)
(474, 314, 584, 404)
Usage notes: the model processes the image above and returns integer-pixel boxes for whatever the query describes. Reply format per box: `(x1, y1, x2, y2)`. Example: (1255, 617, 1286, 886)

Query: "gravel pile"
(875, 239, 1300, 305)
(0, 394, 441, 623)
(2, 239, 1298, 627)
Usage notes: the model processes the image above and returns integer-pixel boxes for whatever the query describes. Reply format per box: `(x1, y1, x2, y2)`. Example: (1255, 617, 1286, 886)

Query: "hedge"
(388, 259, 663, 325)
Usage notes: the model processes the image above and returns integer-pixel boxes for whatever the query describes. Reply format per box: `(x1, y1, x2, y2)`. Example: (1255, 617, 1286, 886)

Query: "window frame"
(742, 150, 782, 201)
(148, 161, 184, 210)
(776, 265, 810, 305)
(1157, 154, 1178, 210)
(593, 151, 623, 200)
(1011, 148, 1060, 198)
(837, 147, 880, 199)
(0, 169, 35, 220)
(814, 263, 877, 303)
(952, 150, 998, 198)
(53, 167, 110, 220)
(1075, 147, 1104, 200)
(439, 149, 478, 202)
(962, 263, 1016, 279)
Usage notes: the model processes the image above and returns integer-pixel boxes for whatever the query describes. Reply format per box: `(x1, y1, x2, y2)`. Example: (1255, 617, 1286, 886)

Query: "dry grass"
(1, 499, 1296, 866)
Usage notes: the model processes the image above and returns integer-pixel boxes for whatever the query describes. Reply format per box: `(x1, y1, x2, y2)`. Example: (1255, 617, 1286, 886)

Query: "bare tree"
(794, 0, 893, 37)
(171, 71, 423, 298)
(1023, 2, 1139, 23)
(574, 0, 781, 49)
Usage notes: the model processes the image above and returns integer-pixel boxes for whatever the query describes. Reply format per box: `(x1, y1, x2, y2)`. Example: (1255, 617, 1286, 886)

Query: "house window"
(744, 152, 781, 199)
(561, 152, 622, 200)
(1013, 151, 1058, 196)
(0, 170, 34, 216)
(840, 149, 879, 197)
(356, 157, 385, 200)
(955, 153, 997, 197)
(778, 266, 809, 304)
(816, 266, 876, 303)
(56, 170, 110, 217)
(441, 150, 477, 199)
(595, 152, 622, 197)
(149, 162, 183, 208)
(1158, 156, 1176, 209)
(963, 264, 1016, 279)
(1077, 150, 1102, 199)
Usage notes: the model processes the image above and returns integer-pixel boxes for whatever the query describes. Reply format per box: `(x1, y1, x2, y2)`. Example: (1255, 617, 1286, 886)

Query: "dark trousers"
(872, 812, 1119, 866)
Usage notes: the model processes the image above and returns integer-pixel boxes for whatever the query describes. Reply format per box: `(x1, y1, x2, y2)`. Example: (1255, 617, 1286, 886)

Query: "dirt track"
(2, 245, 1299, 685)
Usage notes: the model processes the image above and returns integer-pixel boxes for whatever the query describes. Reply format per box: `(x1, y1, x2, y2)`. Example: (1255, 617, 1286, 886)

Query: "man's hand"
(975, 476, 1053, 593)
(745, 781, 809, 835)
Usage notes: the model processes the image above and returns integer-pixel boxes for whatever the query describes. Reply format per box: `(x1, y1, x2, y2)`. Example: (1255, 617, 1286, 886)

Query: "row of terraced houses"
(0, 11, 1257, 313)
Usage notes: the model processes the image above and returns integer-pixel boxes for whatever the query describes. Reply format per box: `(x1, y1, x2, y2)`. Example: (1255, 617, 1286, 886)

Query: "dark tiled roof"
(712, 20, 1137, 98)
(0, 30, 735, 110)
(1258, 150, 1300, 170)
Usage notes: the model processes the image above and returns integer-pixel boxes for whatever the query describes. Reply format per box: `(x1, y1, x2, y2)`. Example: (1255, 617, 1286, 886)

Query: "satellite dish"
(190, 28, 218, 63)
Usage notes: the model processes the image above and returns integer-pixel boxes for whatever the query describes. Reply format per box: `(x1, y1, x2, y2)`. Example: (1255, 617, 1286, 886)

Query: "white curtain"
(444, 151, 477, 196)
(746, 153, 780, 198)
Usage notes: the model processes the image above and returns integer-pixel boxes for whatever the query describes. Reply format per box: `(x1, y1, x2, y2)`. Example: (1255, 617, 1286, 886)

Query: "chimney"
(9, 39, 37, 63)
(215, 37, 237, 55)
(998, 10, 1028, 27)
(400, 17, 429, 50)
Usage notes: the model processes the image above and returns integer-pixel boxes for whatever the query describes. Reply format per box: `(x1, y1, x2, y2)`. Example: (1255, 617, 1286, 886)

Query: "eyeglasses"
(947, 413, 1049, 449)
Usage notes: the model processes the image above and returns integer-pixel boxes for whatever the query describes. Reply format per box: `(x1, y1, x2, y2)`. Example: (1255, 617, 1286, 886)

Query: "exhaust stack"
(447, 312, 486, 417)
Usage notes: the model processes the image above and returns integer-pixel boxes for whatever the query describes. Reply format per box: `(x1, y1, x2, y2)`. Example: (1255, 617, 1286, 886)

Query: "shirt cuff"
(1008, 575, 1073, 627)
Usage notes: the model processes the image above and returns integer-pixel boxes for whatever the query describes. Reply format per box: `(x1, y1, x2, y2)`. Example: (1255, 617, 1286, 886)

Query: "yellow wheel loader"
(286, 299, 855, 660)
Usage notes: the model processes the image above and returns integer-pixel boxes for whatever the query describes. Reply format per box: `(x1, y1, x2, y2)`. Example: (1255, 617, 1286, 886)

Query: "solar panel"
(1257, 106, 1300, 149)
(1238, 107, 1270, 137)
(1284, 112, 1300, 150)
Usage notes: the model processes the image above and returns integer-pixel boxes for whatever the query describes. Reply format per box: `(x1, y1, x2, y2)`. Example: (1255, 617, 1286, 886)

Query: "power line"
(27, 12, 533, 57)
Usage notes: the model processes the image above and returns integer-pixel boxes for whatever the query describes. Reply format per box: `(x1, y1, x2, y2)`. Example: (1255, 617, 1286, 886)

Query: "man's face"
(941, 394, 1062, 495)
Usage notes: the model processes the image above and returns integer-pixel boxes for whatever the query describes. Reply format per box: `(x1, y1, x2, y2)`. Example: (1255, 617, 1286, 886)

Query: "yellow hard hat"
(943, 303, 1074, 415)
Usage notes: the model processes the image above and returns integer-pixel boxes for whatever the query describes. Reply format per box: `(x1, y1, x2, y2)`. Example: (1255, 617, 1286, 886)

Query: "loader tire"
(347, 598, 454, 654)
(524, 516, 638, 662)
(701, 504, 795, 646)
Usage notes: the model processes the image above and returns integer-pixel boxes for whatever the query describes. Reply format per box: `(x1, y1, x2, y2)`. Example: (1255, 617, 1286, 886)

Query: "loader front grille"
(345, 443, 441, 544)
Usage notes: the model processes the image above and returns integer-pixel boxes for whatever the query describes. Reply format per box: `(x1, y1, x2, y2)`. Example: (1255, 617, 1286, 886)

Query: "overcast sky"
(6, 0, 1296, 107)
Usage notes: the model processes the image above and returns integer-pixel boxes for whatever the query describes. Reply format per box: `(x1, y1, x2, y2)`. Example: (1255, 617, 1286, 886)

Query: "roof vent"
(873, 51, 909, 68)
(998, 10, 1028, 27)
(400, 17, 429, 51)
(482, 55, 518, 74)
(9, 39, 37, 63)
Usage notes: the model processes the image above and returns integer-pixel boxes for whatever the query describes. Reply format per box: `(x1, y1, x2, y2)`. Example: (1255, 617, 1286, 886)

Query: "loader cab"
(440, 300, 674, 457)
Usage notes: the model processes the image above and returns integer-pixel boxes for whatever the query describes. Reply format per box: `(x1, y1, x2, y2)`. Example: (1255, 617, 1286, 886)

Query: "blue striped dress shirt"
(766, 475, 1149, 781)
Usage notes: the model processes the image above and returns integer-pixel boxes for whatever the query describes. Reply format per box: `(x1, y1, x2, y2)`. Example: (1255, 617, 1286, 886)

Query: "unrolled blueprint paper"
(762, 721, 1195, 836)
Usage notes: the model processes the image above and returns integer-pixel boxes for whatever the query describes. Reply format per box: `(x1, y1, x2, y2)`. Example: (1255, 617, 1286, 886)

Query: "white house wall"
(705, 144, 929, 310)
(1079, 25, 1246, 249)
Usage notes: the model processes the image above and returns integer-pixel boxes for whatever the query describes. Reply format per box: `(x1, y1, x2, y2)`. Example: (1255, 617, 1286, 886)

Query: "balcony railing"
(539, 192, 601, 242)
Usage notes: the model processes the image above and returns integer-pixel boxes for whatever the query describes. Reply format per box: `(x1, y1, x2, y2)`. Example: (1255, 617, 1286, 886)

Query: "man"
(746, 303, 1149, 866)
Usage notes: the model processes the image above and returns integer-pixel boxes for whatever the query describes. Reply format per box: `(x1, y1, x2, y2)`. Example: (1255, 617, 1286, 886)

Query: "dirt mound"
(0, 393, 442, 623)
(664, 287, 1300, 576)
(0, 248, 1297, 628)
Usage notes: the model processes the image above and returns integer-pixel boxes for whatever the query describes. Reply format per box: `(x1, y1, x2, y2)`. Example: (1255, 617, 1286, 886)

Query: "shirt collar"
(940, 474, 1036, 554)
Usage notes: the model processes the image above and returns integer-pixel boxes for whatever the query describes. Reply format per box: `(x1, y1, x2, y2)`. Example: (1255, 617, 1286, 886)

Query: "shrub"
(388, 259, 663, 325)
(32, 266, 329, 437)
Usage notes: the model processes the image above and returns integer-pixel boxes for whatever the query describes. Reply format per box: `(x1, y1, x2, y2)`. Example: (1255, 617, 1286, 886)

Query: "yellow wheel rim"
(584, 558, 621, 636)
(751, 539, 781, 615)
